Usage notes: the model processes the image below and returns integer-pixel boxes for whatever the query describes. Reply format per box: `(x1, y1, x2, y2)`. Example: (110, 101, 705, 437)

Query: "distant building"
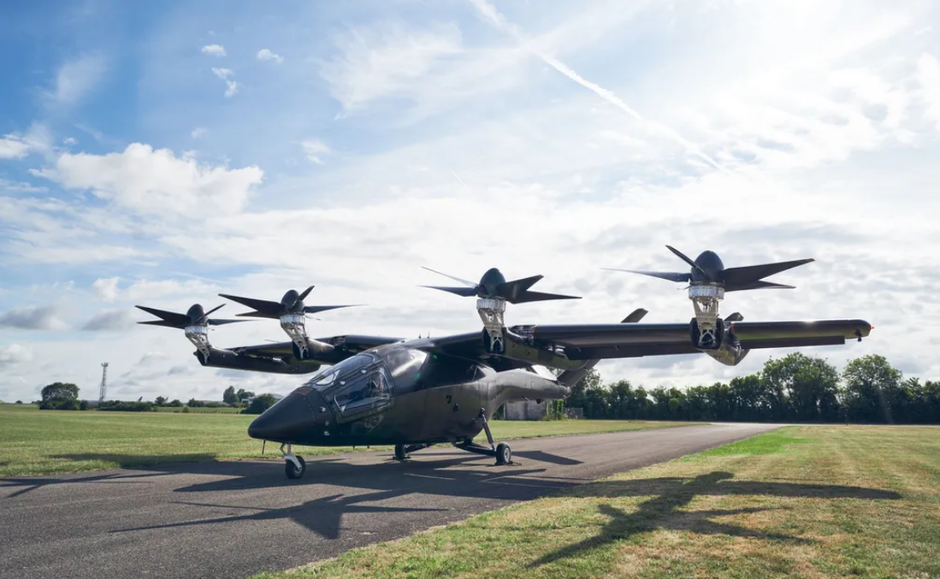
(503, 399, 548, 420)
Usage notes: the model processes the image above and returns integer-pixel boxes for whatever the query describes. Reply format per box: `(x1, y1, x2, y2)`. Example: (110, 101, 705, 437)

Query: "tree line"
(566, 353, 940, 424)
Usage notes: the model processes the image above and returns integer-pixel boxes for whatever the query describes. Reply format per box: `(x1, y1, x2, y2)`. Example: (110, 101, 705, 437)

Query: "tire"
(285, 455, 306, 479)
(495, 443, 512, 465)
(394, 444, 408, 461)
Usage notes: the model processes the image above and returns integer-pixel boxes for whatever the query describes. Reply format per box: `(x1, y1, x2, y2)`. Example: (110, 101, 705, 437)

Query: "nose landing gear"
(281, 443, 306, 479)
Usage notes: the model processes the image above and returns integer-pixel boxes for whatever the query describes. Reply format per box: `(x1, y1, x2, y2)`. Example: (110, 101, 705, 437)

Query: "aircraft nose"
(247, 392, 316, 442)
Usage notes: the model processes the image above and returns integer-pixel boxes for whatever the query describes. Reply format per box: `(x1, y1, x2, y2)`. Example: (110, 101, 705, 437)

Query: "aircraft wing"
(230, 334, 404, 361)
(417, 319, 871, 367)
(517, 319, 871, 361)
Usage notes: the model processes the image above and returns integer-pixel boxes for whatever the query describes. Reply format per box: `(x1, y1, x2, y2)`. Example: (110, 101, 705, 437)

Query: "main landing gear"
(455, 409, 512, 465)
(393, 443, 430, 461)
(281, 443, 306, 479)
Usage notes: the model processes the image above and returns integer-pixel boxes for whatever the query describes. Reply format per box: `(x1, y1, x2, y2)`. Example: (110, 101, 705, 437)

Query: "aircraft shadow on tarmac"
(0, 452, 901, 564)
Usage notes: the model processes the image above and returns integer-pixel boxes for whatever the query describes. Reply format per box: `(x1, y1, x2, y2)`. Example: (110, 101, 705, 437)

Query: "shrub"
(182, 405, 190, 413)
(39, 399, 80, 411)
(15, 400, 23, 404)
(168, 399, 183, 407)
(79, 400, 90, 411)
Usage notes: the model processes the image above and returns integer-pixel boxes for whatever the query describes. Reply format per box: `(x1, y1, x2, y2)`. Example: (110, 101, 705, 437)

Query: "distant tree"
(79, 400, 90, 411)
(236, 389, 255, 404)
(762, 354, 840, 422)
(15, 400, 23, 404)
(154, 396, 167, 407)
(242, 394, 277, 414)
(168, 399, 183, 407)
(842, 355, 903, 423)
(39, 382, 81, 410)
(41, 382, 79, 403)
(222, 386, 237, 405)
(187, 398, 204, 407)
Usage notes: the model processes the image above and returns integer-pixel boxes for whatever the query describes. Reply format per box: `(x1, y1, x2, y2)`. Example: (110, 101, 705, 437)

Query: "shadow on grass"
(530, 471, 902, 569)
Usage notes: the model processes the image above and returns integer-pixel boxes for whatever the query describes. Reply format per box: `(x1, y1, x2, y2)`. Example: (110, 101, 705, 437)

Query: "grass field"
(0, 404, 688, 477)
(253, 426, 940, 579)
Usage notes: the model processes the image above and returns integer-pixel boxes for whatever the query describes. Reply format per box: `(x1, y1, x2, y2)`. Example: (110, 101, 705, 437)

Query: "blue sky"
(1, 0, 939, 402)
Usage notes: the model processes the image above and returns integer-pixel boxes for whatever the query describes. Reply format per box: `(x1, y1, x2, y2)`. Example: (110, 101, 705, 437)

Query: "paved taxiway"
(0, 423, 778, 579)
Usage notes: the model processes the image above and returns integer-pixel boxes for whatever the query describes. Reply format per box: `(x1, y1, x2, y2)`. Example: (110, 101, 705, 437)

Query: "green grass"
(0, 404, 687, 476)
(252, 425, 940, 579)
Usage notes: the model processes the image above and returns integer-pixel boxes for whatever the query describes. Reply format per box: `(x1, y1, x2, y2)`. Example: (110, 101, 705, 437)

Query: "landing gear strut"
(455, 409, 512, 465)
(281, 443, 306, 479)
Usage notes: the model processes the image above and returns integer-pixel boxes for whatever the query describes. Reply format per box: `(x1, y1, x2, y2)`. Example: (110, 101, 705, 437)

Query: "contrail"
(467, 0, 730, 174)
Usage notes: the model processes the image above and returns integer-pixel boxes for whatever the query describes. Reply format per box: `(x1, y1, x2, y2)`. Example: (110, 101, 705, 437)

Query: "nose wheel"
(280, 443, 306, 479)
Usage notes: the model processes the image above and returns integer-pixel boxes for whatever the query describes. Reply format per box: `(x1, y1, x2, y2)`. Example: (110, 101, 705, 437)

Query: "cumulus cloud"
(46, 53, 107, 107)
(191, 127, 207, 139)
(0, 344, 33, 367)
(0, 134, 31, 159)
(82, 309, 135, 331)
(301, 139, 331, 164)
(201, 44, 226, 57)
(0, 305, 67, 330)
(211, 67, 239, 97)
(93, 277, 120, 301)
(32, 143, 263, 216)
(256, 48, 283, 63)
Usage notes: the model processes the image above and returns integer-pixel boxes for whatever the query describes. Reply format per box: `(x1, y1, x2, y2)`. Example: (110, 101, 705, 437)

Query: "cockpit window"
(302, 353, 378, 390)
(332, 365, 392, 417)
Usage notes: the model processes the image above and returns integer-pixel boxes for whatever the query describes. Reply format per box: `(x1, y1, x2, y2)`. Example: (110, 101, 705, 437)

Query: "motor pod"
(193, 347, 321, 374)
(699, 325, 749, 366)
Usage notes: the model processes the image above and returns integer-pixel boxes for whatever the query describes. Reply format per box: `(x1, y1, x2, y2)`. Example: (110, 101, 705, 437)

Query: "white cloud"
(0, 134, 31, 159)
(300, 139, 331, 164)
(256, 48, 283, 63)
(33, 143, 263, 216)
(0, 305, 67, 330)
(211, 67, 239, 97)
(318, 21, 464, 112)
(918, 53, 940, 130)
(191, 127, 207, 139)
(201, 44, 227, 57)
(63, 137, 78, 146)
(0, 344, 33, 367)
(47, 53, 107, 106)
(82, 309, 135, 331)
(93, 277, 120, 301)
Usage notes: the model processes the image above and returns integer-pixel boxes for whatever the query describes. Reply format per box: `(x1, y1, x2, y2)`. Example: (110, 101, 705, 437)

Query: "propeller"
(605, 246, 814, 292)
(420, 266, 580, 304)
(135, 303, 249, 329)
(218, 286, 359, 319)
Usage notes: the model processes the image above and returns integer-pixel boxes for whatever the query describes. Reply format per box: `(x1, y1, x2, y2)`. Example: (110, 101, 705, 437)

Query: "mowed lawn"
(254, 426, 940, 579)
(0, 404, 688, 476)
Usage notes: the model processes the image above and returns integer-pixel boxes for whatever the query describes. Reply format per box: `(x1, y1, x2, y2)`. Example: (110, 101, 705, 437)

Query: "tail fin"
(556, 308, 647, 386)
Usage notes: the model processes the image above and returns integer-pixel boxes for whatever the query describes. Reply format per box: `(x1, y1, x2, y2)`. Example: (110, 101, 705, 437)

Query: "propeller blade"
(666, 245, 713, 281)
(207, 319, 252, 326)
(218, 293, 283, 316)
(204, 303, 226, 317)
(604, 268, 691, 283)
(135, 306, 190, 328)
(303, 304, 360, 314)
(724, 312, 744, 322)
(621, 308, 648, 323)
(721, 258, 815, 287)
(495, 275, 544, 302)
(507, 290, 581, 304)
(419, 285, 479, 297)
(137, 320, 186, 329)
(725, 280, 796, 292)
(234, 311, 277, 319)
(421, 266, 478, 288)
(297, 285, 315, 302)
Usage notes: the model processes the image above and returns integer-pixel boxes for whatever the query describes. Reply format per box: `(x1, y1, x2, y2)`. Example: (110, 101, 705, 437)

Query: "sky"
(1, 0, 939, 403)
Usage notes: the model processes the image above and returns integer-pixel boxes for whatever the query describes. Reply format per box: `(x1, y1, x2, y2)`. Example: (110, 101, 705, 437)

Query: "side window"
(332, 366, 392, 417)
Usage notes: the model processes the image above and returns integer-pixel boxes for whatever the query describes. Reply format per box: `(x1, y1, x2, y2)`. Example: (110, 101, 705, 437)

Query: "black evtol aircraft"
(137, 251, 872, 479)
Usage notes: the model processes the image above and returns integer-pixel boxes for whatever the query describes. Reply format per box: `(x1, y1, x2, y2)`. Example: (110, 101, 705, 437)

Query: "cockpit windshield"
(302, 353, 378, 391)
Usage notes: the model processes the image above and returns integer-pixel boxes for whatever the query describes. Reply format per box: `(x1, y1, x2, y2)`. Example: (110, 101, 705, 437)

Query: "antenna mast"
(99, 362, 109, 402)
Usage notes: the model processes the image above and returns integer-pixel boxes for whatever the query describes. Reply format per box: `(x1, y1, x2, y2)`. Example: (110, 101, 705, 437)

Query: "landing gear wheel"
(394, 444, 408, 461)
(495, 442, 512, 465)
(285, 455, 306, 479)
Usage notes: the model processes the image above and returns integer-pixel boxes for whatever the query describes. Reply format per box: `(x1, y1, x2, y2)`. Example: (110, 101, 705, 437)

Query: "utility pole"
(99, 362, 109, 402)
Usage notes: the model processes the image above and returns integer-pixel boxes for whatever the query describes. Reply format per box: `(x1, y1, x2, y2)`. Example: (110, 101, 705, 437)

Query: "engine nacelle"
(193, 347, 320, 374)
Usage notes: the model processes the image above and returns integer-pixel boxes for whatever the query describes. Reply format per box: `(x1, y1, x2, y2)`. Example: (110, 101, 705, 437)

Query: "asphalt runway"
(0, 423, 778, 579)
